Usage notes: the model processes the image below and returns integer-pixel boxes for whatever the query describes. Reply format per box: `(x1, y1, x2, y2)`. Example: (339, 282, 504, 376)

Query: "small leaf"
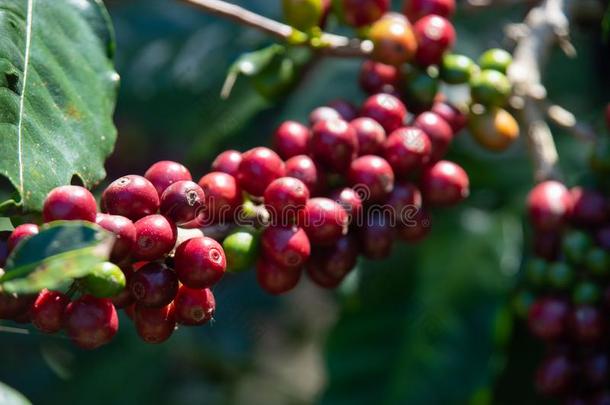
(0, 381, 31, 405)
(0, 221, 114, 294)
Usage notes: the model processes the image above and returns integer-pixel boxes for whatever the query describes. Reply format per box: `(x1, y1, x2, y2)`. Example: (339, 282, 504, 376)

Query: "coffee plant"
(0, 0, 608, 403)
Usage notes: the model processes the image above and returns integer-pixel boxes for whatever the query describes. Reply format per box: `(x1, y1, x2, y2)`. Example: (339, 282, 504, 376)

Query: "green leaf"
(0, 0, 118, 215)
(0, 381, 31, 405)
(0, 221, 113, 294)
(322, 209, 520, 405)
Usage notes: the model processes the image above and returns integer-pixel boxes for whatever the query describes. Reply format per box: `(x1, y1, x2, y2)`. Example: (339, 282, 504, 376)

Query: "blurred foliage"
(0, 0, 608, 404)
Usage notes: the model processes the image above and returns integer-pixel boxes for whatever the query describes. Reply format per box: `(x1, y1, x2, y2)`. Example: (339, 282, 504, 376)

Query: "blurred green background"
(0, 1, 608, 404)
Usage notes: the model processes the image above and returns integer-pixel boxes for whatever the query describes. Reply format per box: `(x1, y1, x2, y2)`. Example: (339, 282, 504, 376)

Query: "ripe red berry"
(95, 213, 136, 262)
(328, 99, 358, 121)
(264, 177, 310, 223)
(285, 155, 326, 196)
(31, 289, 69, 333)
(256, 258, 301, 295)
(174, 237, 226, 288)
(351, 117, 387, 156)
(403, 0, 456, 21)
(134, 303, 176, 344)
(211, 149, 242, 177)
(129, 262, 178, 307)
(420, 160, 469, 206)
(305, 235, 358, 288)
(7, 223, 39, 253)
(43, 185, 97, 223)
(299, 198, 349, 246)
(527, 181, 573, 232)
(309, 106, 341, 125)
(397, 207, 431, 242)
(198, 172, 242, 224)
(413, 111, 453, 162)
(102, 175, 160, 220)
(359, 60, 399, 94)
(413, 15, 456, 66)
(338, 0, 389, 27)
(535, 354, 573, 397)
(359, 212, 395, 259)
(383, 127, 432, 175)
(133, 215, 177, 261)
(348, 155, 395, 203)
(569, 187, 608, 226)
(144, 160, 192, 197)
(64, 295, 118, 349)
(173, 285, 215, 326)
(237, 147, 285, 197)
(361, 93, 407, 134)
(385, 182, 423, 220)
(0, 293, 35, 320)
(528, 297, 569, 341)
(569, 305, 604, 343)
(311, 119, 358, 173)
(261, 226, 311, 268)
(431, 101, 467, 134)
(330, 187, 364, 223)
(273, 121, 311, 159)
(159, 180, 205, 225)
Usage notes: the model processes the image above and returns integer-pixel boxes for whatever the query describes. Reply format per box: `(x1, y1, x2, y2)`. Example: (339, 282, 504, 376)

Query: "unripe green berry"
(512, 289, 535, 319)
(403, 65, 439, 109)
(478, 48, 512, 74)
(562, 230, 593, 265)
(585, 247, 610, 277)
(223, 229, 260, 273)
(282, 0, 323, 31)
(525, 257, 548, 288)
(546, 262, 574, 290)
(440, 54, 477, 85)
(469, 69, 511, 107)
(572, 280, 601, 305)
(82, 262, 126, 298)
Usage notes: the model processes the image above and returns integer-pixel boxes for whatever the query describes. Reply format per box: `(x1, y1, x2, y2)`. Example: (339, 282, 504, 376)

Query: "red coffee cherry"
(348, 155, 395, 203)
(431, 101, 467, 134)
(129, 262, 178, 308)
(351, 117, 386, 156)
(337, 0, 389, 27)
(264, 177, 310, 223)
(237, 147, 285, 197)
(160, 180, 205, 225)
(413, 15, 456, 66)
(383, 127, 432, 175)
(111, 265, 135, 309)
(305, 235, 358, 288)
(568, 305, 604, 344)
(385, 182, 422, 220)
(361, 93, 407, 134)
(134, 303, 176, 344)
(198, 172, 242, 224)
(328, 99, 358, 121)
(31, 289, 69, 333)
(397, 207, 431, 242)
(413, 111, 453, 162)
(95, 213, 137, 262)
(256, 258, 301, 295)
(330, 187, 364, 223)
(273, 121, 311, 159)
(359, 212, 395, 259)
(569, 187, 608, 227)
(528, 297, 569, 341)
(174, 237, 226, 288)
(7, 223, 39, 253)
(309, 106, 341, 125)
(311, 119, 358, 173)
(144, 160, 192, 197)
(359, 60, 399, 95)
(133, 215, 177, 261)
(285, 155, 326, 196)
(211, 149, 242, 177)
(535, 354, 573, 397)
(0, 293, 35, 320)
(369, 13, 418, 66)
(420, 160, 469, 206)
(64, 295, 118, 349)
(261, 226, 311, 268)
(102, 175, 160, 221)
(299, 198, 349, 246)
(173, 285, 215, 326)
(527, 181, 573, 232)
(403, 0, 456, 21)
(43, 185, 97, 223)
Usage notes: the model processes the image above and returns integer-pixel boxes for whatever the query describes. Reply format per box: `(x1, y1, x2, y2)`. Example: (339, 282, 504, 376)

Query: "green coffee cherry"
(223, 229, 259, 273)
(403, 66, 439, 109)
(478, 48, 512, 74)
(512, 290, 535, 319)
(585, 247, 610, 277)
(440, 54, 478, 85)
(525, 258, 548, 288)
(562, 231, 593, 265)
(572, 280, 601, 305)
(82, 262, 126, 298)
(282, 0, 323, 31)
(546, 262, 574, 290)
(469, 69, 511, 107)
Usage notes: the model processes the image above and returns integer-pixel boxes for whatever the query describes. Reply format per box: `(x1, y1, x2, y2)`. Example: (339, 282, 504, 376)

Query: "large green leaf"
(0, 0, 118, 214)
(322, 209, 520, 405)
(0, 221, 113, 294)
